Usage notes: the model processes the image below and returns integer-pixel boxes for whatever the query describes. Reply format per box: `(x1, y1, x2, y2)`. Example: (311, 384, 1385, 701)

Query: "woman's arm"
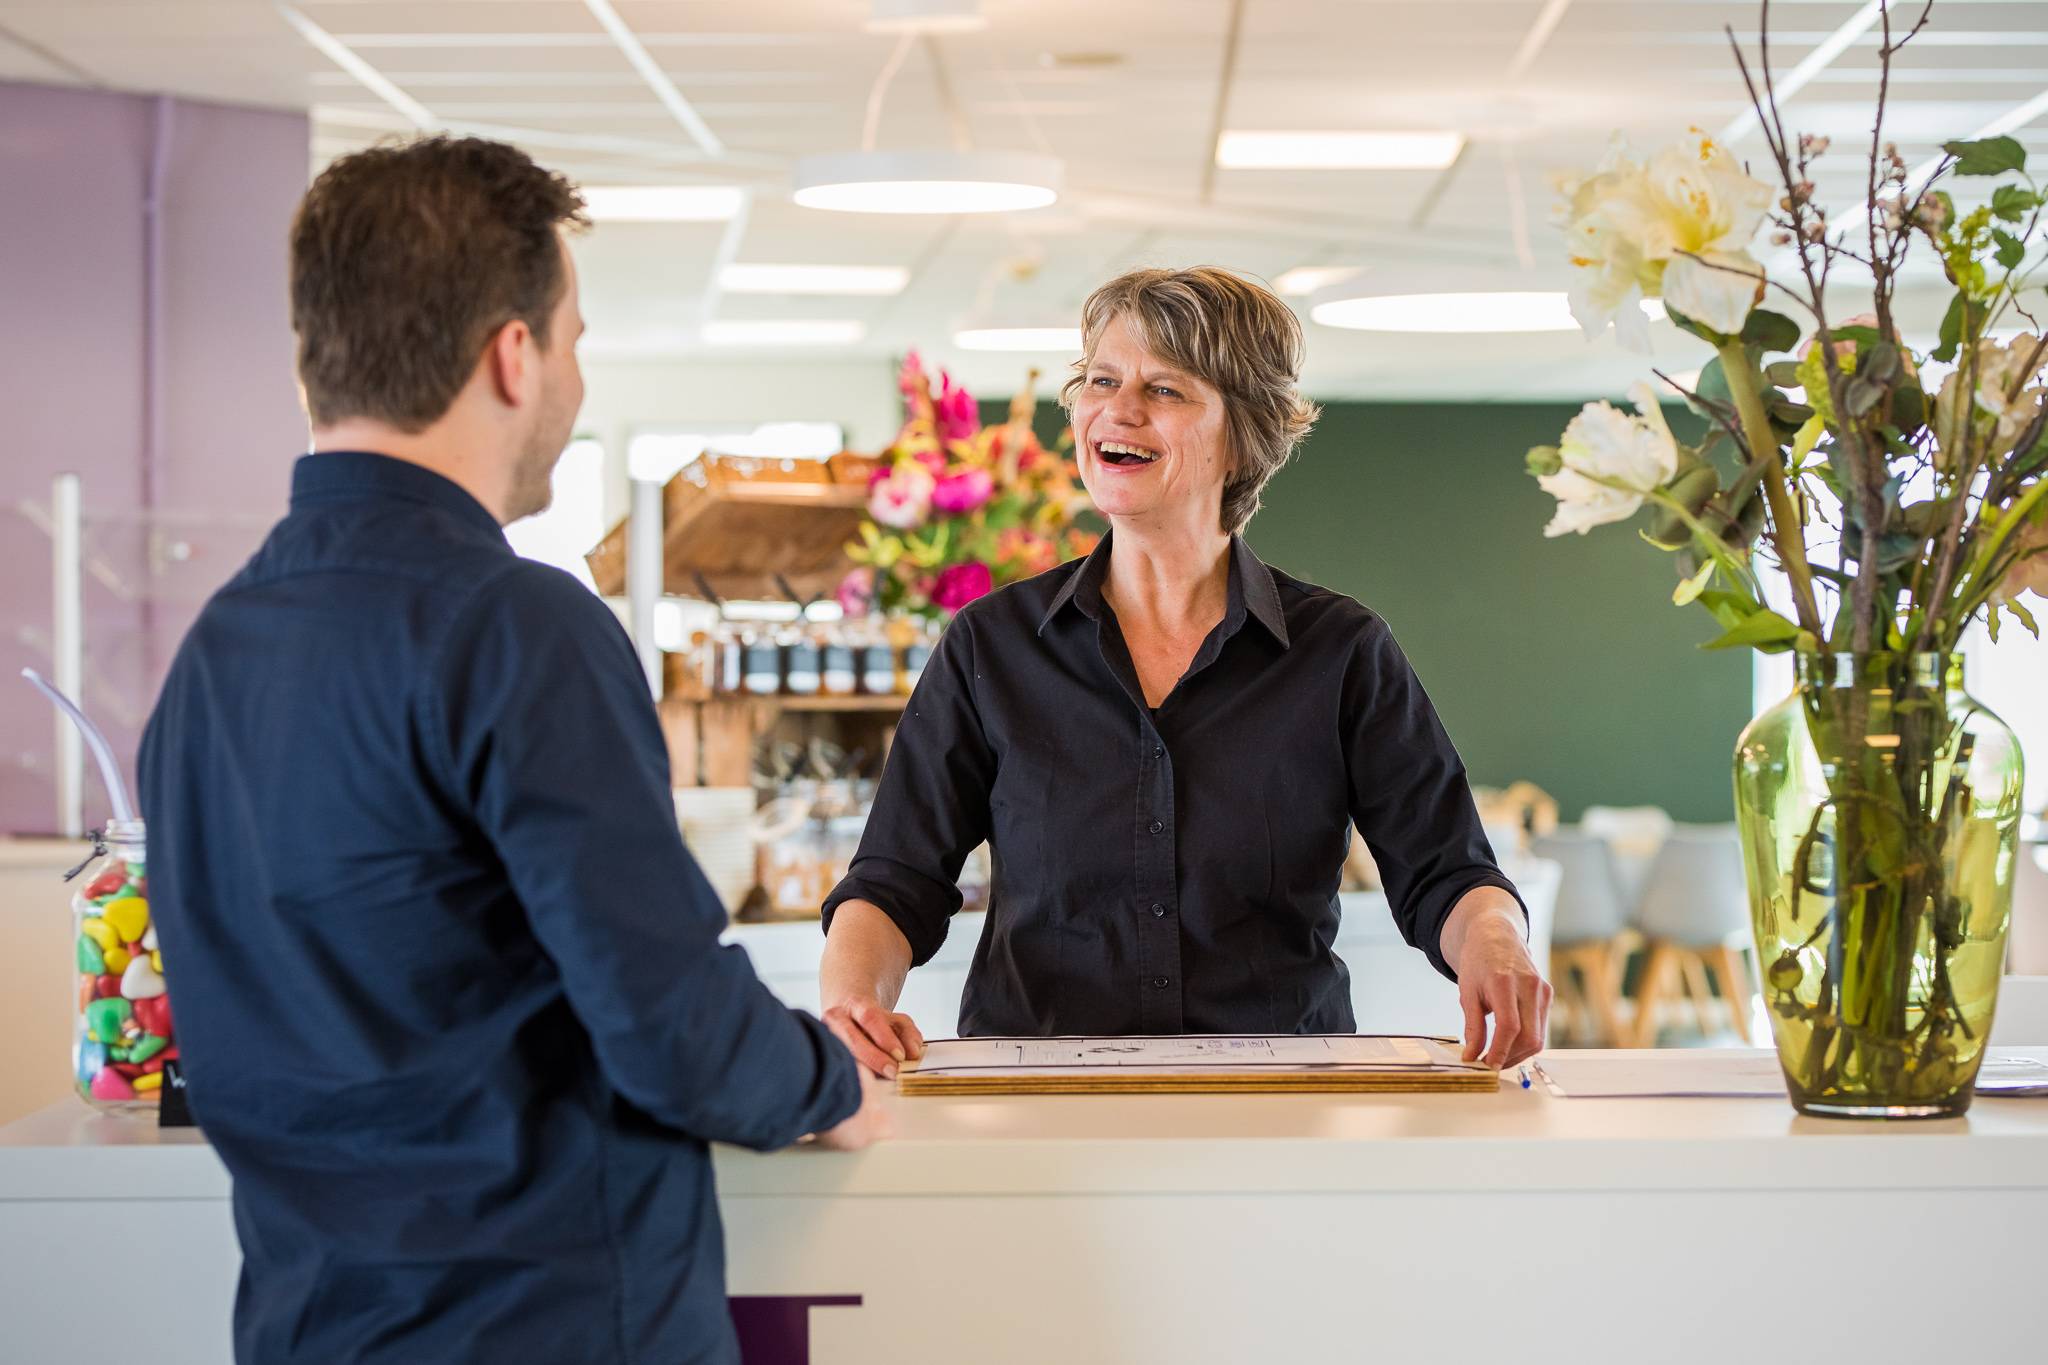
(820, 899, 925, 1078)
(1437, 886, 1550, 1069)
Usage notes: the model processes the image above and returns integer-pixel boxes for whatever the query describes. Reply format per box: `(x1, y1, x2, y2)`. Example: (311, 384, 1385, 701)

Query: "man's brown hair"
(289, 136, 588, 432)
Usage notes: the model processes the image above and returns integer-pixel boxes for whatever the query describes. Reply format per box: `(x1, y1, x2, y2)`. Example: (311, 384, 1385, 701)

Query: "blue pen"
(1517, 1065, 1532, 1090)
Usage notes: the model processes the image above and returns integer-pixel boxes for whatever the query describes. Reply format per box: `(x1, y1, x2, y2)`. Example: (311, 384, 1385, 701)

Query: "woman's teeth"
(1098, 441, 1160, 466)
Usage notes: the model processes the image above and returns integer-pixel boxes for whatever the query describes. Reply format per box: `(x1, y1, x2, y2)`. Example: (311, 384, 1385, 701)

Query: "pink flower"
(935, 371, 979, 443)
(897, 350, 927, 402)
(867, 462, 935, 529)
(931, 467, 996, 515)
(912, 446, 948, 478)
(931, 561, 993, 612)
(835, 567, 874, 617)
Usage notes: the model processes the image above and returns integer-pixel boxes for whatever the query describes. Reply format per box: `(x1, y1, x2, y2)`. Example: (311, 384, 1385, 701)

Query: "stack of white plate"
(673, 787, 758, 914)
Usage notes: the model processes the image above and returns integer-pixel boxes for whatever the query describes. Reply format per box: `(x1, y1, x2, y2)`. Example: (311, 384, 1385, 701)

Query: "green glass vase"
(1734, 652, 2024, 1118)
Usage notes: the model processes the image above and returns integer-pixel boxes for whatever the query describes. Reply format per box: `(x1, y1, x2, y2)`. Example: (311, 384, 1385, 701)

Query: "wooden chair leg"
(1547, 946, 1581, 1044)
(1583, 939, 1626, 1049)
(1678, 950, 1717, 1038)
(1632, 940, 1676, 1048)
(1708, 943, 1755, 1044)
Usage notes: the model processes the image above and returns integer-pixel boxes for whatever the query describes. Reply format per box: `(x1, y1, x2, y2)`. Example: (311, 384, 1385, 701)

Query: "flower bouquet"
(841, 352, 1098, 623)
(1529, 0, 2041, 1115)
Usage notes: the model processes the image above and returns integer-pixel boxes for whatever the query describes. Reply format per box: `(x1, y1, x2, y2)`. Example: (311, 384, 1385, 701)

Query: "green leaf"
(1993, 228, 2027, 270)
(1893, 384, 1927, 432)
(1697, 588, 1762, 629)
(1943, 135, 2026, 176)
(1830, 324, 1885, 348)
(1740, 309, 1801, 354)
(1701, 608, 1804, 651)
(1991, 184, 2040, 223)
(1844, 375, 1886, 418)
(1860, 341, 1902, 387)
(1765, 359, 1804, 387)
(1932, 293, 1965, 363)
(2010, 596, 2041, 639)
(1673, 558, 1716, 606)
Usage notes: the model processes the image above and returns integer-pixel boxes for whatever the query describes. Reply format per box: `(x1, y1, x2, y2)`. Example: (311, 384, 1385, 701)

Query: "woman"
(820, 266, 1547, 1075)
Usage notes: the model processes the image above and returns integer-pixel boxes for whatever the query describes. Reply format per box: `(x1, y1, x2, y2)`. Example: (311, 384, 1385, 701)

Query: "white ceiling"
(3, 0, 2045, 399)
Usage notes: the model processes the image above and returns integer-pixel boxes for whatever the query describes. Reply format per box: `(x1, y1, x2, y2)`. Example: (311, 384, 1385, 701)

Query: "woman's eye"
(1090, 376, 1114, 388)
(1153, 386, 1179, 398)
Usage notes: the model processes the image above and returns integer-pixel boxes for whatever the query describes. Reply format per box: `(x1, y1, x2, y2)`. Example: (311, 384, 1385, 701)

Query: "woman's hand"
(1440, 890, 1551, 1070)
(821, 996, 926, 1080)
(820, 898, 923, 1078)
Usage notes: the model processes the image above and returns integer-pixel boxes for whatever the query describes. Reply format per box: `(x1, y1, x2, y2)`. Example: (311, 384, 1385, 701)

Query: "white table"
(5, 1040, 2046, 1365)
(729, 856, 1561, 1040)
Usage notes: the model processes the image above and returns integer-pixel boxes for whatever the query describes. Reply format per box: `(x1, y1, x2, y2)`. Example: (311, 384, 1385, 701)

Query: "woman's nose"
(1103, 384, 1144, 425)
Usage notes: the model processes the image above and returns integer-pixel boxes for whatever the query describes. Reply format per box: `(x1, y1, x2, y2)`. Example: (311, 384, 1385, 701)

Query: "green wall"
(985, 396, 1753, 822)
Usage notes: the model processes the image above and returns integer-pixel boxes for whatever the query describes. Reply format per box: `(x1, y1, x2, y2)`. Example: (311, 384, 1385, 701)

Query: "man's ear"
(483, 318, 533, 408)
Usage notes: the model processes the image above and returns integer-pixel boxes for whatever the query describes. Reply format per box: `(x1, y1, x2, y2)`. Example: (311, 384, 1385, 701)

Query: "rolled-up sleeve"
(431, 564, 861, 1151)
(821, 606, 997, 965)
(1342, 617, 1525, 980)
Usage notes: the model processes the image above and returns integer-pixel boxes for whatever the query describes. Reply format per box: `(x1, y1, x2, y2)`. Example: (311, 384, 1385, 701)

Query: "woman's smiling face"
(1070, 313, 1233, 533)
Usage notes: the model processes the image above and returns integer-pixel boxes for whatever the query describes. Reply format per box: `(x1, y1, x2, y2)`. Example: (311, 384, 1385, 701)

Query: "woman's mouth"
(1095, 440, 1161, 469)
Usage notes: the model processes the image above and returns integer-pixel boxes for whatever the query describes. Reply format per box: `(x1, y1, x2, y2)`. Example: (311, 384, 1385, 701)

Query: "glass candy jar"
(69, 819, 174, 1109)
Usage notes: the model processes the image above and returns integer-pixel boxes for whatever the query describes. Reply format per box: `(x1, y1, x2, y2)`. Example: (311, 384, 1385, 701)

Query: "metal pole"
(627, 477, 664, 699)
(51, 473, 84, 836)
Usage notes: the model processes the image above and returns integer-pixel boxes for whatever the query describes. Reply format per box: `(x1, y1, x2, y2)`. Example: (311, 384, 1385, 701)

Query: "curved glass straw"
(20, 667, 138, 825)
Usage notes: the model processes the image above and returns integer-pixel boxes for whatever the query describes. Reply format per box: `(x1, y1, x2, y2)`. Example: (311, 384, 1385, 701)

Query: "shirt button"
(1148, 820, 1163, 834)
(1152, 976, 1170, 989)
(1151, 903, 1166, 917)
(1154, 745, 1164, 757)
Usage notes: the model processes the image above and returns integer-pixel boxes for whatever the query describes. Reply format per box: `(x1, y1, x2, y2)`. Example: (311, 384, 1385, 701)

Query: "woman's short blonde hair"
(1061, 266, 1320, 535)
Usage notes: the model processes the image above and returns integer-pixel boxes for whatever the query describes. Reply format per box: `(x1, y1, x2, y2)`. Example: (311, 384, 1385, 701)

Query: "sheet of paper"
(1532, 1049, 2048, 1098)
(911, 1034, 1469, 1076)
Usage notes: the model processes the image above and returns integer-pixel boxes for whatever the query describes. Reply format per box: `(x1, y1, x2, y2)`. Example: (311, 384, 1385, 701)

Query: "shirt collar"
(290, 451, 506, 541)
(1038, 529, 1290, 649)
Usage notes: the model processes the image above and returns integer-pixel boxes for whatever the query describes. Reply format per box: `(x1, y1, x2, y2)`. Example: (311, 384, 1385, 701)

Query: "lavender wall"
(1, 82, 308, 835)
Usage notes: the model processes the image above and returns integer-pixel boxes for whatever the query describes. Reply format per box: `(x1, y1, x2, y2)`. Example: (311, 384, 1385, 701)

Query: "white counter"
(6, 1041, 2046, 1364)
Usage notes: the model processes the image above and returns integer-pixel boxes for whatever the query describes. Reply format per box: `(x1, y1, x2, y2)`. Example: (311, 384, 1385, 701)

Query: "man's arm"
(432, 564, 862, 1150)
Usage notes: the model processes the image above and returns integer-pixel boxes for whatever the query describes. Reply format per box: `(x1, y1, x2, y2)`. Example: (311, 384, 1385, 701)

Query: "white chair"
(1630, 822, 1755, 1046)
(2009, 844, 2048, 976)
(1532, 829, 1633, 1047)
(1580, 804, 1674, 906)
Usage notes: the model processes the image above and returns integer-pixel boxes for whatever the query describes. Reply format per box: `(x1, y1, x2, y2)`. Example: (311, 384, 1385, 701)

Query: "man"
(138, 135, 882, 1365)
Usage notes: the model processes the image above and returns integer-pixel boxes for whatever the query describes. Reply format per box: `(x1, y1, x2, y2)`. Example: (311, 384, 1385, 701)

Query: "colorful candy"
(119, 957, 166, 1000)
(72, 847, 173, 1110)
(102, 897, 148, 943)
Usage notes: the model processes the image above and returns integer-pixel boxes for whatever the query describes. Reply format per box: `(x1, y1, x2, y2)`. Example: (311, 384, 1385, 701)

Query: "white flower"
(1935, 333, 2046, 462)
(1538, 382, 1681, 537)
(1662, 249, 1767, 336)
(1558, 129, 1776, 344)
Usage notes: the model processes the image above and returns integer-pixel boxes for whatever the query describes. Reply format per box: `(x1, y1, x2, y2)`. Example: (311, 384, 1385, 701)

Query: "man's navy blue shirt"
(139, 452, 859, 1365)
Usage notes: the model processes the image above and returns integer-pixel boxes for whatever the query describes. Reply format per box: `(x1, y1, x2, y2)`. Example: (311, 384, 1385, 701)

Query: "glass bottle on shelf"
(714, 621, 743, 695)
(859, 620, 896, 697)
(783, 626, 822, 697)
(71, 819, 173, 1110)
(741, 628, 782, 696)
(821, 632, 858, 696)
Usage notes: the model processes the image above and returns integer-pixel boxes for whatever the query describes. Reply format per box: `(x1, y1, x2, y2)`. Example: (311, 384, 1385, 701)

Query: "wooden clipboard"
(896, 1034, 1499, 1096)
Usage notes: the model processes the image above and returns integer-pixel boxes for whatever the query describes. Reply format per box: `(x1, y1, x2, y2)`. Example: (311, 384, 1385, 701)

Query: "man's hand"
(811, 1069, 893, 1151)
(1440, 892, 1550, 1070)
(821, 996, 926, 1080)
